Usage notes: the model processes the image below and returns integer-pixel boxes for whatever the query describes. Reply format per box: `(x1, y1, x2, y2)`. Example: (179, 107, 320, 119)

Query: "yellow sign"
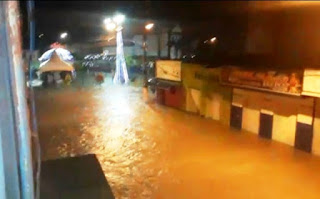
(156, 60, 181, 81)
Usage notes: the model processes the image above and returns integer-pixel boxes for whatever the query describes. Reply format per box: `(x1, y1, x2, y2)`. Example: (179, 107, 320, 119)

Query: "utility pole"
(0, 1, 35, 199)
(143, 0, 151, 87)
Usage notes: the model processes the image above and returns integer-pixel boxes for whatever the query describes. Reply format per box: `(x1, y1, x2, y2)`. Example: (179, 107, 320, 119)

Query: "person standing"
(64, 73, 72, 85)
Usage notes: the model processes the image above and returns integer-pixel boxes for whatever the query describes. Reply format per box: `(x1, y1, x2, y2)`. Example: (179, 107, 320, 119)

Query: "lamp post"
(143, 22, 154, 87)
(104, 14, 129, 84)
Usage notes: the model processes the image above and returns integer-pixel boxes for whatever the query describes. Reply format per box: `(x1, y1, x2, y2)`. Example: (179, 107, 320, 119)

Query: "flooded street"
(36, 73, 320, 199)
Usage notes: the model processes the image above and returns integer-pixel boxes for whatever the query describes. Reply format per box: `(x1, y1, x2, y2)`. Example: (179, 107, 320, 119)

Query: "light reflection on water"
(35, 74, 320, 199)
(36, 75, 164, 198)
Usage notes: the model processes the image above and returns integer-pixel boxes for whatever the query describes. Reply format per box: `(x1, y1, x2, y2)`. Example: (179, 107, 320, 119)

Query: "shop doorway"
(230, 105, 243, 130)
(259, 113, 273, 139)
(295, 123, 313, 152)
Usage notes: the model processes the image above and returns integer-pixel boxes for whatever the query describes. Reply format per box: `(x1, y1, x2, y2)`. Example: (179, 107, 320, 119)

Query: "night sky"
(20, 1, 250, 50)
(20, 1, 320, 68)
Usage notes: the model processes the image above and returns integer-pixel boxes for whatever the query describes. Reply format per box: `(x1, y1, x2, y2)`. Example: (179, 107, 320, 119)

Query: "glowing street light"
(60, 32, 68, 39)
(142, 22, 154, 87)
(210, 37, 217, 43)
(145, 23, 154, 31)
(105, 22, 116, 31)
(204, 37, 217, 44)
(104, 18, 111, 24)
(104, 14, 125, 32)
(113, 14, 125, 25)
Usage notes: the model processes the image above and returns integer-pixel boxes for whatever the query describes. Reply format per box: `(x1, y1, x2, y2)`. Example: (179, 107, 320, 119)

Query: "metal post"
(143, 32, 148, 87)
(27, 1, 41, 198)
(0, 4, 21, 194)
(0, 1, 35, 199)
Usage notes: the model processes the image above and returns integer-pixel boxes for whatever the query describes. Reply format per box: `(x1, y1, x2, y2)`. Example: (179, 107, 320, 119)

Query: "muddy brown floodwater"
(36, 73, 320, 199)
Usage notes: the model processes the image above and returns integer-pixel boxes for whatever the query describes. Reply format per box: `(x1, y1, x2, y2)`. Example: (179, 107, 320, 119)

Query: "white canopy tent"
(39, 51, 74, 73)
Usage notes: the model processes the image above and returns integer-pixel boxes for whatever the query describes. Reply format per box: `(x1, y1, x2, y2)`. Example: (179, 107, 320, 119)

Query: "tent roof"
(39, 48, 74, 63)
(39, 52, 74, 72)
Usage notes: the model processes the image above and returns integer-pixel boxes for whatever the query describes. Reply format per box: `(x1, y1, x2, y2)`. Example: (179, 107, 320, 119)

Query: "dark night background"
(19, 1, 320, 68)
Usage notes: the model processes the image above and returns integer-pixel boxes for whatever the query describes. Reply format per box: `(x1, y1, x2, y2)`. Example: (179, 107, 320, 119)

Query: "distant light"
(113, 14, 125, 24)
(104, 18, 112, 24)
(38, 33, 44, 38)
(145, 23, 154, 30)
(60, 32, 68, 39)
(191, 55, 196, 58)
(210, 37, 217, 43)
(105, 22, 116, 31)
(204, 40, 208, 43)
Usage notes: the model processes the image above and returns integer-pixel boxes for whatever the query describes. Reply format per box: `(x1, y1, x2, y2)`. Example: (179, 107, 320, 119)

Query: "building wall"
(243, 108, 260, 134)
(160, 32, 169, 58)
(146, 34, 159, 57)
(186, 88, 201, 113)
(232, 88, 315, 147)
(182, 65, 232, 125)
(177, 64, 320, 154)
(312, 98, 320, 155)
(205, 93, 222, 121)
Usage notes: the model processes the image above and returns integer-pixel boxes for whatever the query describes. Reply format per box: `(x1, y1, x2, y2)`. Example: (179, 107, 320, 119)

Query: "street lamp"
(113, 14, 125, 25)
(204, 37, 217, 44)
(60, 32, 68, 39)
(104, 14, 125, 32)
(105, 22, 116, 32)
(210, 37, 217, 43)
(145, 23, 154, 31)
(142, 22, 155, 87)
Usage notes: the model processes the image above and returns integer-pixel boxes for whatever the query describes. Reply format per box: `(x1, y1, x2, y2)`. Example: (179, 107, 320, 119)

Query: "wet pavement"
(35, 72, 320, 199)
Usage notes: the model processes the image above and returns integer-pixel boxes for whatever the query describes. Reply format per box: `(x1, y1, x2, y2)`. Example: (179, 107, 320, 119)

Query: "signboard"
(156, 60, 182, 81)
(221, 67, 303, 96)
(302, 69, 320, 98)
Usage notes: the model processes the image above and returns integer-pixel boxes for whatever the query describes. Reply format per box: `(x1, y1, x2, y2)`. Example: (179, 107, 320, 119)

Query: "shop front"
(221, 66, 317, 153)
(154, 62, 320, 155)
(182, 64, 232, 125)
(155, 60, 185, 109)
